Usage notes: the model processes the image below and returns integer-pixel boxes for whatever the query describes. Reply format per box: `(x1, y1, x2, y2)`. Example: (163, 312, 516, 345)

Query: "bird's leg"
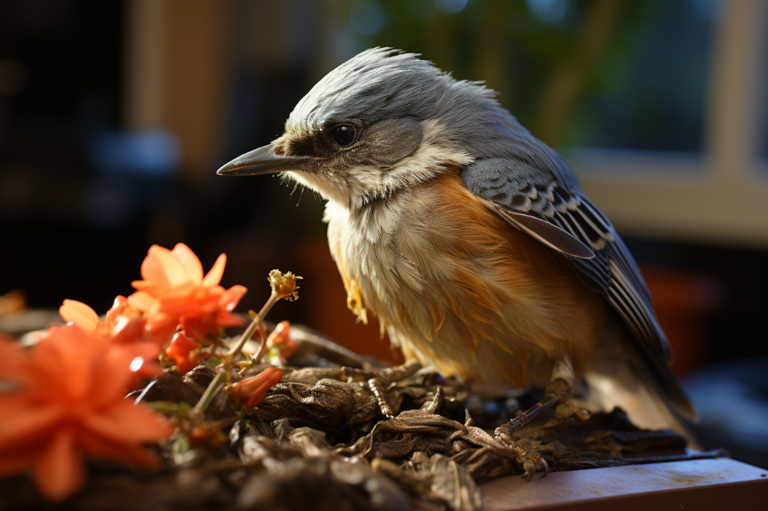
(548, 355, 591, 422)
(546, 354, 575, 413)
(495, 353, 583, 438)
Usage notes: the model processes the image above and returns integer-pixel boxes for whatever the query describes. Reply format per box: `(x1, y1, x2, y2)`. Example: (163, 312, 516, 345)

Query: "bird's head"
(218, 48, 537, 210)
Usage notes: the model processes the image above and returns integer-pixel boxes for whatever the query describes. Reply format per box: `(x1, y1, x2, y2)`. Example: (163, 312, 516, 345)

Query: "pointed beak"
(216, 144, 313, 176)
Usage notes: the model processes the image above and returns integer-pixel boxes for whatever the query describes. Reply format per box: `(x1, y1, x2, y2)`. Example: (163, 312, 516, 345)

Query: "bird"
(217, 48, 697, 437)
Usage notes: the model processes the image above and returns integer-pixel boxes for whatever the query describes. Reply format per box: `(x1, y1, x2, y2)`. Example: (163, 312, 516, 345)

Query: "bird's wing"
(460, 158, 671, 363)
(462, 157, 698, 421)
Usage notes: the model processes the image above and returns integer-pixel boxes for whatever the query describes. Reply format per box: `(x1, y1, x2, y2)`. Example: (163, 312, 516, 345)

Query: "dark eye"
(332, 125, 356, 146)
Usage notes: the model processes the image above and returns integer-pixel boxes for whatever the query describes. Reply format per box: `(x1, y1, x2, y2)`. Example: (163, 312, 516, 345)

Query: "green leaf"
(143, 401, 180, 414)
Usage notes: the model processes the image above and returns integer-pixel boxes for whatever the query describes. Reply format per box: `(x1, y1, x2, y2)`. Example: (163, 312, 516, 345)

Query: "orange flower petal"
(81, 400, 174, 444)
(88, 358, 134, 408)
(109, 315, 146, 345)
(143, 313, 180, 345)
(0, 338, 29, 385)
(33, 429, 85, 502)
(104, 295, 129, 324)
(91, 340, 160, 404)
(59, 300, 100, 331)
(171, 243, 204, 284)
(165, 332, 202, 374)
(155, 281, 198, 301)
(220, 285, 247, 312)
(41, 325, 99, 401)
(126, 291, 157, 313)
(201, 253, 227, 287)
(267, 321, 297, 357)
(130, 280, 163, 295)
(0, 400, 66, 449)
(139, 244, 188, 290)
(229, 367, 284, 408)
(151, 245, 191, 287)
(138, 246, 171, 288)
(215, 312, 246, 328)
(0, 443, 43, 478)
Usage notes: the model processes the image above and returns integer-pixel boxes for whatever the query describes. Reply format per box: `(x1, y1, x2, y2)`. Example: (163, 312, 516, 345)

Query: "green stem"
(224, 291, 279, 360)
(192, 370, 225, 416)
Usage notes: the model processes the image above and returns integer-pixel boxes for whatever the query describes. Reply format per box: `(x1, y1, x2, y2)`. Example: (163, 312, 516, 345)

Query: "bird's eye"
(332, 125, 356, 146)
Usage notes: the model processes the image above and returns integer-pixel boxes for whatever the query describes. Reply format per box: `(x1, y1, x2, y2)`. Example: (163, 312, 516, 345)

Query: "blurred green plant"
(335, 0, 714, 152)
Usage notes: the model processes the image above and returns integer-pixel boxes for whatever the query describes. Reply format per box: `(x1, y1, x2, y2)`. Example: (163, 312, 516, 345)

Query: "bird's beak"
(216, 144, 313, 176)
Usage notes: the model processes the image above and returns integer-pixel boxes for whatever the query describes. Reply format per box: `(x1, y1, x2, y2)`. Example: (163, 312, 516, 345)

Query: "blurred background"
(0, 0, 766, 466)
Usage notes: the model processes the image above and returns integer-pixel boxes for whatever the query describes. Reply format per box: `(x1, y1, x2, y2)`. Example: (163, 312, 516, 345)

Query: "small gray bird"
(218, 48, 696, 436)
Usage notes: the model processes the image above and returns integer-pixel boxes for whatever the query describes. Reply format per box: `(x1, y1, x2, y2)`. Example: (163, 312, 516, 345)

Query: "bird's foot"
(544, 378, 570, 404)
(493, 377, 572, 437)
(517, 450, 549, 481)
(541, 370, 591, 424)
(463, 421, 548, 480)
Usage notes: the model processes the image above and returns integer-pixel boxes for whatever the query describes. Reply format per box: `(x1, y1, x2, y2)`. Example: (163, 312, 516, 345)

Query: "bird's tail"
(581, 337, 700, 450)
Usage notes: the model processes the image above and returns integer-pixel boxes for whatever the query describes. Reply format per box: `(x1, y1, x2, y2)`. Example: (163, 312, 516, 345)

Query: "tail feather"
(583, 356, 700, 450)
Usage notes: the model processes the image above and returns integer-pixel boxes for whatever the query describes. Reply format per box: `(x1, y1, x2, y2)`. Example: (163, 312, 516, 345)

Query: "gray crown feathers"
(288, 47, 579, 190)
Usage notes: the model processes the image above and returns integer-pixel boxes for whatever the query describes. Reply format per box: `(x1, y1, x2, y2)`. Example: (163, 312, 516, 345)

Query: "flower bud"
(228, 367, 284, 407)
(165, 332, 202, 374)
(267, 321, 298, 358)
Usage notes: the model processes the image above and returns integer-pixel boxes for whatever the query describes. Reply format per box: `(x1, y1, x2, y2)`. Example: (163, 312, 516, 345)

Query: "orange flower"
(104, 296, 149, 345)
(227, 367, 284, 407)
(165, 332, 203, 374)
(267, 321, 298, 358)
(187, 424, 228, 448)
(127, 243, 247, 343)
(60, 297, 145, 343)
(59, 299, 107, 334)
(59, 299, 162, 384)
(0, 325, 174, 501)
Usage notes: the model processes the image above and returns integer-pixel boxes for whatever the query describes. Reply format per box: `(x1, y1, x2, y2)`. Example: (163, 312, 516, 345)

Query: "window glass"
(343, 0, 719, 152)
(568, 0, 718, 152)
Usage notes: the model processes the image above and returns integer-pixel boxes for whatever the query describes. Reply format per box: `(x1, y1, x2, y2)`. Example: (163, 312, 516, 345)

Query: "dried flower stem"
(251, 322, 269, 365)
(224, 270, 301, 362)
(192, 270, 301, 416)
(224, 291, 280, 361)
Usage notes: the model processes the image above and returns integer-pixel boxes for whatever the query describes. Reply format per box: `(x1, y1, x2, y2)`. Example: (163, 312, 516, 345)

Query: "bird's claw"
(492, 426, 549, 480)
(519, 452, 548, 481)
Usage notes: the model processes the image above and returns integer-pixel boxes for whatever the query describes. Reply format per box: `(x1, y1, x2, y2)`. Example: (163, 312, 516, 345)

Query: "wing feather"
(461, 159, 671, 362)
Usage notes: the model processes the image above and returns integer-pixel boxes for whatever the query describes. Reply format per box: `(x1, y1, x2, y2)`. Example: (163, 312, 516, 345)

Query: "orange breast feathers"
(328, 170, 608, 387)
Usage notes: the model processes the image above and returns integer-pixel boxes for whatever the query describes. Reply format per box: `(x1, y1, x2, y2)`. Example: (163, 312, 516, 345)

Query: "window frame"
(575, 0, 768, 248)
